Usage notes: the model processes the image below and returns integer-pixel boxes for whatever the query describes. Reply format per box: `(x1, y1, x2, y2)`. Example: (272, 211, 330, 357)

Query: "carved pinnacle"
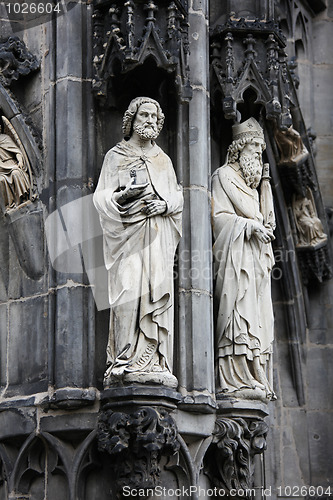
(144, 1, 158, 26)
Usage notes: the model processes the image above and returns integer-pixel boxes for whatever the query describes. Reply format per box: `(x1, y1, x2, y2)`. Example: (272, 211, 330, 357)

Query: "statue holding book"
(94, 97, 183, 388)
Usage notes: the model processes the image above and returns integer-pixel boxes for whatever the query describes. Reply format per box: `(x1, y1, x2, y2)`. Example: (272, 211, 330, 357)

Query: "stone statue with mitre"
(94, 97, 183, 388)
(212, 117, 276, 401)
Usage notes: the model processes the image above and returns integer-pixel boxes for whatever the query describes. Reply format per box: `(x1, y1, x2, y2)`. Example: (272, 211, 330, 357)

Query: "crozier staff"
(212, 117, 276, 400)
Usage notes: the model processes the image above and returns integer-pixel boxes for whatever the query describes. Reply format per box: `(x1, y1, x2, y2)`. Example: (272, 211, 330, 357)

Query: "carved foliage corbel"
(205, 417, 268, 495)
(97, 406, 180, 494)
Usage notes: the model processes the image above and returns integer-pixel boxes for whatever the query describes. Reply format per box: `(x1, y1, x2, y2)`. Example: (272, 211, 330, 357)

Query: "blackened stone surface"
(0, 407, 36, 439)
(54, 285, 95, 388)
(0, 214, 9, 302)
(44, 388, 97, 410)
(40, 412, 98, 432)
(308, 410, 333, 486)
(6, 200, 45, 280)
(275, 341, 299, 407)
(7, 237, 47, 301)
(6, 295, 48, 396)
(307, 0, 327, 13)
(101, 385, 181, 410)
(0, 303, 7, 386)
(290, 408, 311, 482)
(307, 346, 333, 411)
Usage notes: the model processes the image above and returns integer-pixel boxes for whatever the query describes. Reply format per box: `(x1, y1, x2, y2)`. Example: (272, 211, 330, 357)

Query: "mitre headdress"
(232, 117, 265, 146)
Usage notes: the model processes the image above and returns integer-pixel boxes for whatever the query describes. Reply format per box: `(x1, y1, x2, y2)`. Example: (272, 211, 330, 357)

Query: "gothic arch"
(0, 84, 44, 281)
(295, 39, 305, 60)
(295, 12, 308, 53)
(73, 430, 101, 499)
(9, 434, 48, 496)
(0, 446, 10, 500)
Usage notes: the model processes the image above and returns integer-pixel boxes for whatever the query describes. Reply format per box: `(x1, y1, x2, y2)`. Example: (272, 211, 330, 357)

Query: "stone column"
(177, 0, 215, 408)
(43, 3, 97, 405)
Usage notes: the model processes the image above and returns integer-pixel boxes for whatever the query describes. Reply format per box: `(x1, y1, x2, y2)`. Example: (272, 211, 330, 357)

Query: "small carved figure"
(274, 125, 309, 164)
(293, 190, 327, 247)
(94, 97, 183, 388)
(212, 117, 276, 401)
(0, 117, 31, 210)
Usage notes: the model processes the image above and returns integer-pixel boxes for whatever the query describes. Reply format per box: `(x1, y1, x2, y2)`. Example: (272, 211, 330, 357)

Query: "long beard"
(239, 154, 262, 189)
(133, 122, 159, 140)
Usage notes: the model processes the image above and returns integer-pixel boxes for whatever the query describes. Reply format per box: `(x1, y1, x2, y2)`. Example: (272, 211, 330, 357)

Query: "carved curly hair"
(227, 135, 266, 164)
(122, 97, 165, 138)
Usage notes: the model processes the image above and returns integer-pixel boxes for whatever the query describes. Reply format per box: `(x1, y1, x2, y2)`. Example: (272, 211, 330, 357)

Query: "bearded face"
(239, 152, 263, 189)
(132, 103, 160, 140)
(133, 122, 159, 140)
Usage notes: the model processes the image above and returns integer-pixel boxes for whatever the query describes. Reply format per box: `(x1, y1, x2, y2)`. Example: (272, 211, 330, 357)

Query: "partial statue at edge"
(94, 97, 183, 388)
(0, 116, 32, 211)
(212, 117, 276, 401)
(293, 188, 327, 247)
(274, 124, 309, 165)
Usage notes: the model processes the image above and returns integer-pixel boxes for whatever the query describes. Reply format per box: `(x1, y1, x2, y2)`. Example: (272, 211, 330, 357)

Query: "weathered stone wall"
(266, 2, 333, 494)
(0, 0, 331, 498)
(312, 4, 333, 206)
(0, 7, 47, 398)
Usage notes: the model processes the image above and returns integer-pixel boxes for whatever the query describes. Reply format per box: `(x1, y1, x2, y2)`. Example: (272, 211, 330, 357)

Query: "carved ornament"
(296, 243, 333, 284)
(210, 17, 293, 129)
(97, 406, 180, 492)
(92, 0, 192, 103)
(205, 417, 268, 495)
(0, 36, 39, 87)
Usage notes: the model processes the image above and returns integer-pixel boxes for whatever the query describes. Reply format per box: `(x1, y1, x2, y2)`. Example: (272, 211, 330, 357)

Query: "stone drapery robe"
(0, 134, 30, 209)
(94, 140, 183, 380)
(212, 163, 274, 394)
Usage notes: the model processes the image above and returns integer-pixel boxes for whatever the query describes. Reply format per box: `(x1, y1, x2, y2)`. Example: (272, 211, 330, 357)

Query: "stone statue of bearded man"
(94, 97, 183, 388)
(212, 117, 276, 401)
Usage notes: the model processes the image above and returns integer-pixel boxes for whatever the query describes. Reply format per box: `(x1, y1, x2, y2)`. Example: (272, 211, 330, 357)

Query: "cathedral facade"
(0, 0, 332, 498)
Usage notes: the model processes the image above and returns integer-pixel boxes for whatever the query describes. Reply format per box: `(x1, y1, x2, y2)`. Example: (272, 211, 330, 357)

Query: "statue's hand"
(115, 178, 149, 204)
(142, 199, 167, 216)
(252, 221, 274, 243)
